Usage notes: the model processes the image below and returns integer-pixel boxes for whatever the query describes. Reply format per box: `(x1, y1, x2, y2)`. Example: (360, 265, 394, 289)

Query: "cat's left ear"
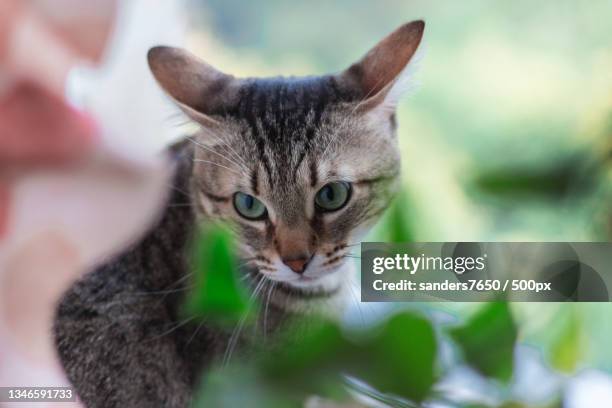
(338, 20, 424, 114)
(147, 46, 240, 127)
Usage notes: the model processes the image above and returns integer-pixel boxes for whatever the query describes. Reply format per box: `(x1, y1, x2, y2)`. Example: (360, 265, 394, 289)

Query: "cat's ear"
(338, 20, 424, 114)
(147, 46, 240, 126)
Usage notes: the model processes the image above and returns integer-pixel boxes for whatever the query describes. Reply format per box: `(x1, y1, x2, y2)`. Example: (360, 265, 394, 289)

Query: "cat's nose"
(283, 256, 311, 274)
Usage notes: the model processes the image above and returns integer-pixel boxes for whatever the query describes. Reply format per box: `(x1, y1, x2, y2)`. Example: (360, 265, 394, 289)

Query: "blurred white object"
(565, 370, 612, 408)
(511, 345, 563, 404)
(67, 0, 188, 161)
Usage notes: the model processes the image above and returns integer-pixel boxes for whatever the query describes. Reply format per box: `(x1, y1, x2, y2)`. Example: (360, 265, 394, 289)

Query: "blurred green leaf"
(378, 190, 417, 243)
(263, 312, 437, 403)
(263, 318, 346, 374)
(194, 364, 301, 408)
(549, 308, 582, 373)
(470, 154, 597, 200)
(261, 318, 362, 401)
(183, 223, 255, 326)
(355, 313, 437, 402)
(449, 303, 517, 383)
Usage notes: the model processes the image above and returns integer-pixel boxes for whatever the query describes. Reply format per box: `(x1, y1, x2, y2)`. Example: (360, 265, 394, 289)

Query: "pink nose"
(283, 257, 310, 274)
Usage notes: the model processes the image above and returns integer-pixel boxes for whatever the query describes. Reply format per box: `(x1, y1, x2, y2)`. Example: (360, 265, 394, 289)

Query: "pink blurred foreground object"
(0, 1, 174, 406)
(0, 0, 116, 97)
(0, 83, 97, 165)
(0, 0, 116, 239)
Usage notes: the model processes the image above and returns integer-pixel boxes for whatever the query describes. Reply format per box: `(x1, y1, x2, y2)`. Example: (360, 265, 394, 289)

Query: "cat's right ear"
(147, 46, 240, 127)
(338, 20, 425, 115)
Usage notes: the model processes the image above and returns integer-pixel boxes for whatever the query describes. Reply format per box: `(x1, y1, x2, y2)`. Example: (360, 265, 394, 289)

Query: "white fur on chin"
(275, 260, 356, 317)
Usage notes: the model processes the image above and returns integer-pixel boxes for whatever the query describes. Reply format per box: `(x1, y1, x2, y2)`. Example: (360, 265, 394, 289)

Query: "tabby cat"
(54, 21, 424, 407)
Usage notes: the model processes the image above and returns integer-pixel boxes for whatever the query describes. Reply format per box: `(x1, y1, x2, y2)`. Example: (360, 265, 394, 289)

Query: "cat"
(53, 20, 424, 407)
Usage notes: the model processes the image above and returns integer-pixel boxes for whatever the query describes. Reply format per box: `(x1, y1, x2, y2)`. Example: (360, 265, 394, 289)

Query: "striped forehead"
(206, 77, 358, 222)
(221, 76, 358, 186)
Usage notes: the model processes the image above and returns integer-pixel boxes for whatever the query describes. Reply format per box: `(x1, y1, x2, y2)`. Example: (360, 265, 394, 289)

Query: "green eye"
(315, 181, 351, 212)
(233, 192, 267, 220)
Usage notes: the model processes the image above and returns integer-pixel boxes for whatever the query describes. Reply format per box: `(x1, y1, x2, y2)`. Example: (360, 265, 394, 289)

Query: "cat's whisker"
(130, 272, 195, 299)
(192, 159, 244, 176)
(185, 318, 207, 347)
(237, 261, 254, 279)
(165, 111, 186, 120)
(146, 316, 197, 342)
(349, 279, 380, 321)
(253, 262, 275, 270)
(170, 119, 194, 128)
(238, 256, 274, 273)
(167, 184, 194, 200)
(151, 272, 194, 309)
(223, 275, 267, 365)
(237, 264, 266, 276)
(320, 108, 358, 161)
(237, 256, 259, 266)
(237, 262, 254, 271)
(263, 281, 277, 339)
(186, 137, 250, 174)
(249, 275, 268, 300)
(195, 128, 250, 170)
(194, 126, 251, 170)
(222, 314, 248, 366)
(166, 271, 194, 288)
(167, 118, 192, 127)
(212, 139, 250, 171)
(239, 269, 260, 282)
(240, 274, 253, 282)
(98, 298, 151, 311)
(322, 73, 386, 160)
(347, 282, 366, 327)
(130, 285, 195, 296)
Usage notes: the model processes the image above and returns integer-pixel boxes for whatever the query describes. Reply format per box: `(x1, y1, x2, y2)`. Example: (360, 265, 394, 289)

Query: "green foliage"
(449, 303, 518, 383)
(469, 152, 605, 207)
(377, 190, 417, 243)
(194, 364, 303, 408)
(550, 308, 582, 374)
(356, 313, 437, 402)
(264, 313, 437, 402)
(183, 223, 255, 326)
(195, 312, 437, 407)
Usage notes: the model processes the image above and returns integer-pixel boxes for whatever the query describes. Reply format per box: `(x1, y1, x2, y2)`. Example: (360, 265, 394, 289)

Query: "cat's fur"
(54, 21, 424, 407)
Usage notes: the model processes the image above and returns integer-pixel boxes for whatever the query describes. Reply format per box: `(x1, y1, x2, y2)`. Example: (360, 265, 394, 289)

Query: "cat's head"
(148, 21, 424, 305)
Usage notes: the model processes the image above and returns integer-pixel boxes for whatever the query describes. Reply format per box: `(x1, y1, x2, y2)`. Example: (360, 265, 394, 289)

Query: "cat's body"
(55, 142, 207, 407)
(54, 21, 424, 407)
